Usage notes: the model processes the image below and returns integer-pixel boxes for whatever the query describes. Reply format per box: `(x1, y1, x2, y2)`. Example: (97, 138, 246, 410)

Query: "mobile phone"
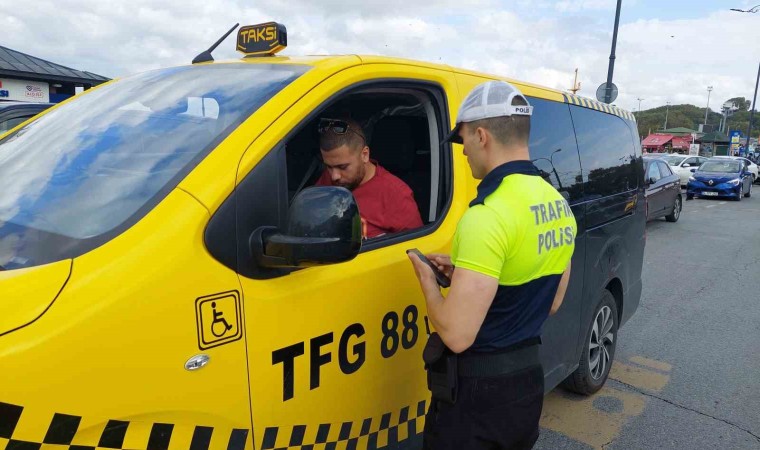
(406, 249, 451, 288)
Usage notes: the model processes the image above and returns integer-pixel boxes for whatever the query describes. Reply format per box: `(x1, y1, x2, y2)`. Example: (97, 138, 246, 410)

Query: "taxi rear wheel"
(562, 290, 618, 395)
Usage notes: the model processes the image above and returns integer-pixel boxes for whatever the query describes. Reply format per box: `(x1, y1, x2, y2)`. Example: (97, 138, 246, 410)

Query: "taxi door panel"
(235, 64, 465, 450)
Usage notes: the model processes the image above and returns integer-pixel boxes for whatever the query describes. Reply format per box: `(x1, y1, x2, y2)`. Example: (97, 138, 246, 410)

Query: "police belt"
(424, 333, 541, 378)
(456, 343, 540, 377)
(424, 334, 541, 405)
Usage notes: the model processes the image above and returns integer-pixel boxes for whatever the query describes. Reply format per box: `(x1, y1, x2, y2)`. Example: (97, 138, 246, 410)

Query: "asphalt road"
(535, 193, 760, 450)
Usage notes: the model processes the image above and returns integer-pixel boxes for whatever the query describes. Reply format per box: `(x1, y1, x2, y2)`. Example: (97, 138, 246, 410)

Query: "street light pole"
(730, 4, 760, 13)
(704, 86, 713, 126)
(730, 5, 759, 149)
(637, 97, 644, 116)
(664, 101, 670, 130)
(604, 0, 623, 103)
(532, 148, 564, 191)
(747, 62, 760, 150)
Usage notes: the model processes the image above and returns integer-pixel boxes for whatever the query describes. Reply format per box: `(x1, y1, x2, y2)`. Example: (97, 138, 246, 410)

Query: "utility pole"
(719, 107, 726, 134)
(664, 101, 670, 130)
(704, 86, 713, 126)
(570, 68, 581, 94)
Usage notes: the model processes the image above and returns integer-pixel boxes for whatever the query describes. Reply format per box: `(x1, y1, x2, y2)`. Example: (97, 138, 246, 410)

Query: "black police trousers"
(422, 365, 544, 450)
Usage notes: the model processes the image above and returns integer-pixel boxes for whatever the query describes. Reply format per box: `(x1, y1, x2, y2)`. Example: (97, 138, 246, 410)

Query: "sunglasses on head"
(318, 118, 366, 142)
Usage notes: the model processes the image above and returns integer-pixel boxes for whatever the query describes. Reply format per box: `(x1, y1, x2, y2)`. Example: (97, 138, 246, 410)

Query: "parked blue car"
(686, 159, 752, 201)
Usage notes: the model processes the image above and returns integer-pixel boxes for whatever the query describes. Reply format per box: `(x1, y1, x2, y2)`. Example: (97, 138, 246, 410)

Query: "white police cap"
(444, 80, 533, 144)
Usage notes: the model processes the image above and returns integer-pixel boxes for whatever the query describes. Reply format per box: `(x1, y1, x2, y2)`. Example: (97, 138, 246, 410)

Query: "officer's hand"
(427, 254, 454, 279)
(407, 252, 437, 287)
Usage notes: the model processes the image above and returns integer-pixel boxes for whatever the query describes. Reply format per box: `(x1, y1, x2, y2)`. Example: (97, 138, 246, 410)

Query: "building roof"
(697, 131, 730, 143)
(670, 136, 692, 149)
(663, 127, 698, 135)
(642, 134, 674, 146)
(0, 45, 109, 85)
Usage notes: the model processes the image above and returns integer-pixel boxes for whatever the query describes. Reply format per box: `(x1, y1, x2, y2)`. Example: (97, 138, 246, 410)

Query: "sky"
(1, 0, 759, 113)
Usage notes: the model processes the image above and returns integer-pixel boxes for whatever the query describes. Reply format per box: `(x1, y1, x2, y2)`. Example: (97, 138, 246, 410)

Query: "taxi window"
(0, 64, 308, 270)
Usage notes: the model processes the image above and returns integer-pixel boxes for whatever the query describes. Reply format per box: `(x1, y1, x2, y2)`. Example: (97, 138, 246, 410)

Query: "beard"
(335, 165, 366, 191)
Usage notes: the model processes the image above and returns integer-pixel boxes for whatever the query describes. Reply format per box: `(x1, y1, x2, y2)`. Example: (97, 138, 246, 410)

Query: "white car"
(712, 156, 758, 183)
(660, 154, 710, 186)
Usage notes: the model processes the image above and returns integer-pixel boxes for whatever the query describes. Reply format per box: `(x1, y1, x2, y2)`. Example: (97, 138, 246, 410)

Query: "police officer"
(408, 81, 576, 450)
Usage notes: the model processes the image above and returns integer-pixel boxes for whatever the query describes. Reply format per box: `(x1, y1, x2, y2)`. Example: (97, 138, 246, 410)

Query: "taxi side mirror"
(690, 168, 697, 173)
(682, 163, 690, 168)
(250, 187, 362, 268)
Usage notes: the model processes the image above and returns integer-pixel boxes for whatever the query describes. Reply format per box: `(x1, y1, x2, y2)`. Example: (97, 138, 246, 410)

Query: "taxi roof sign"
(237, 22, 287, 57)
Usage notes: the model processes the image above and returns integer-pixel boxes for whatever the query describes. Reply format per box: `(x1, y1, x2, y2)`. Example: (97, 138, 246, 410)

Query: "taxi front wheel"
(562, 290, 618, 395)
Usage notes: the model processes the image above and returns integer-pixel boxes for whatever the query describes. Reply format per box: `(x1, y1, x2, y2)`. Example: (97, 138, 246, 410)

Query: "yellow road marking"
(541, 386, 646, 450)
(542, 356, 673, 448)
(628, 356, 673, 373)
(609, 361, 670, 392)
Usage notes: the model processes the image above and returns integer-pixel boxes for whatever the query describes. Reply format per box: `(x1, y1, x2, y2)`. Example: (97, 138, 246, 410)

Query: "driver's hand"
(426, 254, 454, 279)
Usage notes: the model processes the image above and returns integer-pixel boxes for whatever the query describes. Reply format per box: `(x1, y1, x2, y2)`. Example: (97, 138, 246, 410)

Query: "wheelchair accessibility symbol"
(211, 302, 233, 337)
(195, 291, 242, 350)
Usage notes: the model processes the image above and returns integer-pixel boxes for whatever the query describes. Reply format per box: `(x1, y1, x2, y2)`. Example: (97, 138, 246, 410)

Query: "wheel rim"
(588, 306, 614, 380)
(674, 198, 681, 219)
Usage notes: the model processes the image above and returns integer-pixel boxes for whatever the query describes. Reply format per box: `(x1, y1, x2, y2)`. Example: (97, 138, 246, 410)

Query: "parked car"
(660, 154, 710, 187)
(0, 101, 54, 133)
(687, 159, 752, 200)
(712, 155, 758, 183)
(644, 157, 682, 222)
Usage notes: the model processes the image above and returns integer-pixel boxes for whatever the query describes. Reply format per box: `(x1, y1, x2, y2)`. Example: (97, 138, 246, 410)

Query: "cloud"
(0, 1, 757, 114)
(555, 0, 618, 12)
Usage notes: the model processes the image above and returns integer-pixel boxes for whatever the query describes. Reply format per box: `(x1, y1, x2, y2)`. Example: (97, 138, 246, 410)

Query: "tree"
(634, 104, 722, 137)
(724, 97, 751, 111)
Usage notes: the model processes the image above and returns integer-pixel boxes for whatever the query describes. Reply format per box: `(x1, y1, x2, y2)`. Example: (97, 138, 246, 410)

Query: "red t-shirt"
(316, 164, 423, 238)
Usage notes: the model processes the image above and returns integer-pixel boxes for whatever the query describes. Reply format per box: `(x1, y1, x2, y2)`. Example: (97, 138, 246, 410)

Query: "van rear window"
(527, 97, 583, 202)
(570, 106, 638, 198)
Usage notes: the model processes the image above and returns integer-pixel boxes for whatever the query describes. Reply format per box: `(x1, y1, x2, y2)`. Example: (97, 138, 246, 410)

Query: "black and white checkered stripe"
(259, 400, 427, 450)
(0, 401, 248, 450)
(563, 93, 637, 122)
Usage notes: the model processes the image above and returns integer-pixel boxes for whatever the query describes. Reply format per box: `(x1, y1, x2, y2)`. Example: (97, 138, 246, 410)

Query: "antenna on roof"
(192, 23, 240, 64)
(570, 68, 581, 94)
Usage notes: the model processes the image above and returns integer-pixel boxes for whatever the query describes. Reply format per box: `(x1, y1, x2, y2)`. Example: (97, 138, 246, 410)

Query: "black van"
(529, 94, 645, 394)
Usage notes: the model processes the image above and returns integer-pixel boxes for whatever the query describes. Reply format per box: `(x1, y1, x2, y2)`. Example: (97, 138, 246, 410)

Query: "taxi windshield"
(0, 63, 308, 270)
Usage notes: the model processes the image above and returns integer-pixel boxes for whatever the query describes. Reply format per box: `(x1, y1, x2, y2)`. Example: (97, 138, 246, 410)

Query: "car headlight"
(729, 178, 741, 186)
(689, 176, 696, 182)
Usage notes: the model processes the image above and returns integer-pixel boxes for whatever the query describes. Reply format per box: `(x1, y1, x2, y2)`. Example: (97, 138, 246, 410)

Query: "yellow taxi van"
(0, 22, 645, 450)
